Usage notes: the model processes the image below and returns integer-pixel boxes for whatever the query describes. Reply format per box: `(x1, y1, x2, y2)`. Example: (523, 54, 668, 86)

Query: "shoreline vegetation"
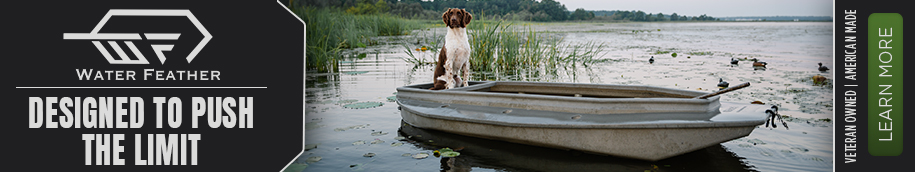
(289, 0, 830, 73)
(292, 6, 421, 72)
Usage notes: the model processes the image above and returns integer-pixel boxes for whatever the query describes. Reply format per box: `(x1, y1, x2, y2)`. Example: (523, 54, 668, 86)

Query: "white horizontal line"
(16, 87, 267, 89)
(144, 33, 181, 40)
(108, 9, 192, 16)
(64, 33, 142, 40)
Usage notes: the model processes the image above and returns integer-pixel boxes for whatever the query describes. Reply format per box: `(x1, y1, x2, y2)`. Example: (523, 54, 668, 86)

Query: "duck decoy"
(812, 74, 827, 86)
(752, 58, 767, 67)
(818, 62, 829, 72)
(649, 56, 654, 64)
(730, 58, 739, 65)
(717, 78, 729, 89)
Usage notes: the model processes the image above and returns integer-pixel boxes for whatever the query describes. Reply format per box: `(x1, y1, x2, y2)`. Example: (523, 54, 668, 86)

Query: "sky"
(556, 0, 833, 17)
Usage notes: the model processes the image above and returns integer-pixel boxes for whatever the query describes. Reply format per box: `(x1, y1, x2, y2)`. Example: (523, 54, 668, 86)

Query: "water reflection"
(305, 73, 341, 103)
(440, 157, 472, 172)
(399, 122, 755, 172)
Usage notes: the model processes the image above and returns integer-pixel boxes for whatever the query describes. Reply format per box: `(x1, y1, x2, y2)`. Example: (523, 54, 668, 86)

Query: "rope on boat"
(765, 105, 788, 130)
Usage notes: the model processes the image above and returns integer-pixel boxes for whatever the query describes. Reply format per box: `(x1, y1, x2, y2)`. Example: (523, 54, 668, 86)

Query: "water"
(294, 22, 833, 172)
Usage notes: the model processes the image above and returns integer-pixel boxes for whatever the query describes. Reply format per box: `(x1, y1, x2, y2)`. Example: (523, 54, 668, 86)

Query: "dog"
(430, 8, 472, 90)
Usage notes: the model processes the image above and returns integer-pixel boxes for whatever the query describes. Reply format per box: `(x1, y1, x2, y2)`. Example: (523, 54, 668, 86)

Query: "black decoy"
(649, 56, 654, 64)
(818, 62, 829, 72)
(717, 78, 729, 89)
(730, 58, 739, 65)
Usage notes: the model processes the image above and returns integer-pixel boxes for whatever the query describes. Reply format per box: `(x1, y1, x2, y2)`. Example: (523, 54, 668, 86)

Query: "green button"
(868, 13, 903, 156)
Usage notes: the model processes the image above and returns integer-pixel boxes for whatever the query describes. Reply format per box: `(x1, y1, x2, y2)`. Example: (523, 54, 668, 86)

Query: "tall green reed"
(468, 20, 501, 71)
(467, 19, 607, 73)
(291, 7, 419, 72)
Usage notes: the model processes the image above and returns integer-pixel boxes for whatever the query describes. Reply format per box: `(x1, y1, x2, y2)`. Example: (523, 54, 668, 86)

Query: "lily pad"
(370, 131, 388, 136)
(343, 102, 384, 109)
(386, 96, 397, 102)
(412, 153, 429, 159)
(305, 156, 322, 163)
(304, 144, 319, 151)
(438, 148, 454, 152)
(283, 163, 308, 172)
(402, 153, 412, 157)
(435, 148, 459, 157)
(363, 153, 376, 157)
(336, 124, 371, 131)
(440, 151, 460, 157)
(370, 139, 385, 144)
(351, 124, 370, 129)
(393, 136, 406, 140)
(390, 142, 403, 147)
(352, 140, 366, 145)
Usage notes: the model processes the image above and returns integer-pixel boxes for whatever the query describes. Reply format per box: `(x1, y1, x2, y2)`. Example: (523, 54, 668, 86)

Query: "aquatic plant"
(342, 102, 384, 109)
(433, 147, 461, 158)
(687, 51, 714, 56)
(290, 7, 420, 72)
(468, 18, 502, 71)
(466, 18, 607, 74)
(402, 29, 441, 66)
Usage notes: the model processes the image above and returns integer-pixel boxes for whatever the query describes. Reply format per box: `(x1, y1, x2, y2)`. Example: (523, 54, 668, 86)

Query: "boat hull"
(396, 81, 769, 161)
(402, 109, 754, 161)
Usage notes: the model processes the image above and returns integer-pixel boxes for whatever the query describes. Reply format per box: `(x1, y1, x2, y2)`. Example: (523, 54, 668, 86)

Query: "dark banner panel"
(835, 1, 909, 171)
(5, 1, 304, 171)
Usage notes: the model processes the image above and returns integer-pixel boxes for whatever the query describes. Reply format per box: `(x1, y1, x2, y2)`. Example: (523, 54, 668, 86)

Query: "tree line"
(296, 0, 716, 22)
(600, 10, 717, 21)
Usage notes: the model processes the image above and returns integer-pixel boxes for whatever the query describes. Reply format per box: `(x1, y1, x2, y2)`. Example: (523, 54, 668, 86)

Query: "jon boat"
(396, 81, 775, 161)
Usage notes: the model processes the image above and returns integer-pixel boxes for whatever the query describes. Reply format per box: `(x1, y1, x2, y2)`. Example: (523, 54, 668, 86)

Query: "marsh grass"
(402, 29, 441, 66)
(292, 7, 420, 72)
(465, 18, 608, 74)
(399, 13, 609, 76)
(468, 20, 502, 71)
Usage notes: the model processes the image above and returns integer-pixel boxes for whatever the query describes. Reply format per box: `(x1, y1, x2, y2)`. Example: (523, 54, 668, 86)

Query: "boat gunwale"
(396, 81, 720, 105)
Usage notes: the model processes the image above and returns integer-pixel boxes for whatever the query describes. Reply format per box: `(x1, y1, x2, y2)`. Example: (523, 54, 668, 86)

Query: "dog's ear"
(442, 8, 450, 26)
(461, 9, 472, 26)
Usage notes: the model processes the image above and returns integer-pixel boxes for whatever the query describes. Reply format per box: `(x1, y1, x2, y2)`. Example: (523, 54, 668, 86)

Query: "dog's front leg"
(443, 55, 456, 89)
(461, 61, 470, 87)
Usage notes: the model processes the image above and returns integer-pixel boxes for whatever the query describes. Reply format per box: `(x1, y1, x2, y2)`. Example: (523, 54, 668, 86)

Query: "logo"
(63, 9, 212, 64)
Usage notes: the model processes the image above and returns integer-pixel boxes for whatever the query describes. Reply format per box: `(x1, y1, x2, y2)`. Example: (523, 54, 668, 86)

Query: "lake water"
(291, 22, 833, 172)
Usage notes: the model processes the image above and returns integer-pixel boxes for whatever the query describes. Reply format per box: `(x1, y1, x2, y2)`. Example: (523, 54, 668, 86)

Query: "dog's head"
(442, 8, 472, 28)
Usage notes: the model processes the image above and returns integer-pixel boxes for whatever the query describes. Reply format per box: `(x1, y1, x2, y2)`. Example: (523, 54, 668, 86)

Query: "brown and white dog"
(430, 8, 472, 90)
